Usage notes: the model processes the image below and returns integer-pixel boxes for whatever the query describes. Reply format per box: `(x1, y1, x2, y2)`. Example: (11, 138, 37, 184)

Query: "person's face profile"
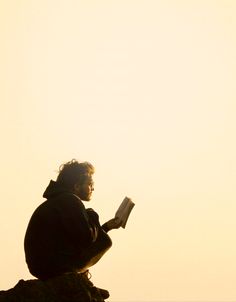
(75, 175, 94, 201)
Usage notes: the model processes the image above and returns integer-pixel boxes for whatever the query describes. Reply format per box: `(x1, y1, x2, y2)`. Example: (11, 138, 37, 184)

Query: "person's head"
(56, 159, 95, 201)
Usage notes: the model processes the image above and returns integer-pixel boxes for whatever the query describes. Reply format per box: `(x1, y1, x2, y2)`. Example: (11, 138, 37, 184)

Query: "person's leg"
(75, 228, 112, 272)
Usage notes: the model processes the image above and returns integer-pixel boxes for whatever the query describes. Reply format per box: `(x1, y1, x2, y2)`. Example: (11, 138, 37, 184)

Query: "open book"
(115, 197, 135, 228)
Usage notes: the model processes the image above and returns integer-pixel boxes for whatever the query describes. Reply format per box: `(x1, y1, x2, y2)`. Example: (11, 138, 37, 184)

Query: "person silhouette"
(24, 159, 122, 298)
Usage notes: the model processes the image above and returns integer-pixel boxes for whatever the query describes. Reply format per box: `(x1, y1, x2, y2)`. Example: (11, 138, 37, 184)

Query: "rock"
(0, 272, 109, 302)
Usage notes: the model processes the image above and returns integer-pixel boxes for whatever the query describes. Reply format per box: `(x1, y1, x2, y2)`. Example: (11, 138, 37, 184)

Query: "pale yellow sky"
(0, 1, 236, 301)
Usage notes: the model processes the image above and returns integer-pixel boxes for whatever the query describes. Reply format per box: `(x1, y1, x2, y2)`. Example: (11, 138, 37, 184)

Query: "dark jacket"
(24, 180, 100, 278)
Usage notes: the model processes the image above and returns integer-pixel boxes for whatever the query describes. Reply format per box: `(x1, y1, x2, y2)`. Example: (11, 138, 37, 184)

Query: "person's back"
(24, 180, 99, 279)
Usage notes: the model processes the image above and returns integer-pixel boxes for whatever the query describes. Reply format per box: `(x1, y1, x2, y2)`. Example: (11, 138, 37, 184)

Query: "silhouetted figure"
(24, 159, 122, 299)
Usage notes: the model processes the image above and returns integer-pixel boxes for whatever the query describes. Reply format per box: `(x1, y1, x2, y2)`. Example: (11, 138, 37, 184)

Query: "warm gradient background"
(1, 1, 236, 301)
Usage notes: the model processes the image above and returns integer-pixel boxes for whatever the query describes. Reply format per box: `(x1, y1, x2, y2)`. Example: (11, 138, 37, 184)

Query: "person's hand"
(104, 217, 123, 231)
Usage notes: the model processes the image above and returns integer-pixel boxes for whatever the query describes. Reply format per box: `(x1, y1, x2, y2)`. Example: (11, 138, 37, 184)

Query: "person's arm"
(58, 194, 99, 247)
(102, 217, 123, 232)
(85, 207, 123, 233)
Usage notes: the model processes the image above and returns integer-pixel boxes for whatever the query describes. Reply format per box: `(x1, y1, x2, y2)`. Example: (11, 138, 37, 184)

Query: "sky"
(0, 1, 236, 301)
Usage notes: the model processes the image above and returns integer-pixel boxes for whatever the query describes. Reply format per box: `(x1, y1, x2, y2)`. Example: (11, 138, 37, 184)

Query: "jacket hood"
(43, 180, 71, 199)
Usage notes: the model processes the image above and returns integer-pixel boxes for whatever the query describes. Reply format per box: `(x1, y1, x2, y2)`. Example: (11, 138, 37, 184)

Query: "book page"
(115, 197, 135, 228)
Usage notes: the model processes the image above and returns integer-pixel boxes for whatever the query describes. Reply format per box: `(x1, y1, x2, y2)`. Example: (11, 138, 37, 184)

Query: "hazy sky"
(1, 1, 236, 301)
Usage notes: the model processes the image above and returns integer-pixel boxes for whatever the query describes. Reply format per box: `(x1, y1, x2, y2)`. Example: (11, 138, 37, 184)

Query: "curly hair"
(56, 159, 95, 190)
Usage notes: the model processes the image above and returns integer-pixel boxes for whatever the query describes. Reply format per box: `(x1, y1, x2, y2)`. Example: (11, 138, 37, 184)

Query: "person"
(24, 159, 123, 290)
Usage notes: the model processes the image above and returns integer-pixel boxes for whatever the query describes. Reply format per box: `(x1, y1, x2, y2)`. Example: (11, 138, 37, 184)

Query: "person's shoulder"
(56, 192, 84, 207)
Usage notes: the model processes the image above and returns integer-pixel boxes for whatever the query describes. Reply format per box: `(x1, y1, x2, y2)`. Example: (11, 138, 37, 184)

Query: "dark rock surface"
(0, 272, 109, 302)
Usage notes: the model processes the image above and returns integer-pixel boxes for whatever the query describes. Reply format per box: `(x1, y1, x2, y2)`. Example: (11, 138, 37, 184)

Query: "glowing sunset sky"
(0, 1, 236, 301)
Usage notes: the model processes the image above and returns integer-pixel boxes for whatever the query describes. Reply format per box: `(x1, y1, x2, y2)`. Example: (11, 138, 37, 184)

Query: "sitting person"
(24, 159, 122, 297)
